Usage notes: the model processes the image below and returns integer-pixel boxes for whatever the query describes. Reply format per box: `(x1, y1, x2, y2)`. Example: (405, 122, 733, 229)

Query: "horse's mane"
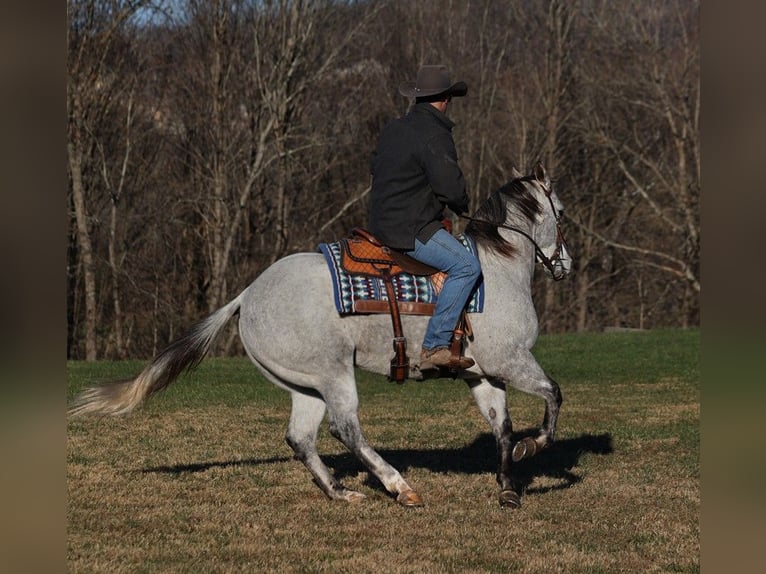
(465, 177, 542, 258)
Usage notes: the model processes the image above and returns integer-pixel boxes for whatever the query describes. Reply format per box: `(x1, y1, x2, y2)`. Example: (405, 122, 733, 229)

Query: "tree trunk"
(575, 266, 590, 332)
(108, 199, 126, 358)
(68, 138, 98, 361)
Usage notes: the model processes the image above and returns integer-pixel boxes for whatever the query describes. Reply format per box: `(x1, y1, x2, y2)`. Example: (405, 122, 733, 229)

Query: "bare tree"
(573, 0, 700, 326)
(68, 0, 158, 359)
(166, 0, 383, 319)
(66, 0, 700, 359)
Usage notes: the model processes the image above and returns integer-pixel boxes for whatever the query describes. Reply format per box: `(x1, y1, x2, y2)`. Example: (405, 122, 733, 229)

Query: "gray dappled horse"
(70, 163, 572, 508)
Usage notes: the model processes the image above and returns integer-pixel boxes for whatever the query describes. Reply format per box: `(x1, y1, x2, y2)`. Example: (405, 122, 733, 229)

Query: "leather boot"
(420, 347, 475, 371)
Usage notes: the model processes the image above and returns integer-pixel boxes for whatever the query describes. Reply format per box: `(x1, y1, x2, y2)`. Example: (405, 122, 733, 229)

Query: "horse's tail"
(68, 291, 246, 417)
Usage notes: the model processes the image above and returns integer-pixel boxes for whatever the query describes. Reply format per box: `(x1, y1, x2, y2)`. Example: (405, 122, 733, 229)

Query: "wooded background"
(67, 0, 699, 360)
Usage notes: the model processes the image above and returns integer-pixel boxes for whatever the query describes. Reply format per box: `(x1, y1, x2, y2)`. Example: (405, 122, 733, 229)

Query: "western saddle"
(339, 227, 470, 383)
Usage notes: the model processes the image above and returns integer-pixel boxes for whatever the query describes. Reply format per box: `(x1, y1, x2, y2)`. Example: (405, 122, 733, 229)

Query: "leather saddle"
(339, 228, 470, 383)
(340, 228, 442, 277)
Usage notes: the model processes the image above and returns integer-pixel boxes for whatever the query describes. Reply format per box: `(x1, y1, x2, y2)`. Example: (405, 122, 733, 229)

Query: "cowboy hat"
(398, 65, 468, 99)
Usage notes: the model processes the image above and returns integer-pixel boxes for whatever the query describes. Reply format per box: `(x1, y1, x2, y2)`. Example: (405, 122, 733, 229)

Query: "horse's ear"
(534, 162, 551, 193)
(511, 166, 523, 179)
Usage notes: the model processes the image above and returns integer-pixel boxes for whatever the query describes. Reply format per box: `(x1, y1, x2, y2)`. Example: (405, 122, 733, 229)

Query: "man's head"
(399, 65, 467, 103)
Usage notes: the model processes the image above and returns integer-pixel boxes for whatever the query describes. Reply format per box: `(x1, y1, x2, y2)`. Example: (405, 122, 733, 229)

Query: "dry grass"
(67, 330, 699, 573)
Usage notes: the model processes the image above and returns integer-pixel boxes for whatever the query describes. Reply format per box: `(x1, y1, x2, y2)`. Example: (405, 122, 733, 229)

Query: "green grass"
(533, 328, 699, 383)
(68, 328, 699, 573)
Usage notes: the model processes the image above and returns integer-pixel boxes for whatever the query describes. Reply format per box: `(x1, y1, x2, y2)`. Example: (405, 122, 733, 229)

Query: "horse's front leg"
(467, 377, 521, 508)
(511, 380, 562, 462)
(503, 349, 563, 462)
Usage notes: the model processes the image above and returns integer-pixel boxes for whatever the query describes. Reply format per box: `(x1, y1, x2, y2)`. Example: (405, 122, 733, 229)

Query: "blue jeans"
(406, 228, 482, 350)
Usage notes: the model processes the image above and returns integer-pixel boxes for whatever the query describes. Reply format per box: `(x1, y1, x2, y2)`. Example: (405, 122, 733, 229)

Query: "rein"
(459, 191, 568, 281)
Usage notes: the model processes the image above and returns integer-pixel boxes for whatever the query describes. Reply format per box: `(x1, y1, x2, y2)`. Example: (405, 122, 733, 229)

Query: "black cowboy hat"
(398, 65, 468, 99)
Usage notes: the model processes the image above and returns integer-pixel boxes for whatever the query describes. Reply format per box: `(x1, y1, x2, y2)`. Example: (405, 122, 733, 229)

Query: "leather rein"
(459, 188, 569, 281)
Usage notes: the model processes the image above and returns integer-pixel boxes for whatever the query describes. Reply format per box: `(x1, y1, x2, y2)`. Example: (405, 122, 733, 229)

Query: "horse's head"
(520, 163, 572, 281)
(466, 163, 572, 280)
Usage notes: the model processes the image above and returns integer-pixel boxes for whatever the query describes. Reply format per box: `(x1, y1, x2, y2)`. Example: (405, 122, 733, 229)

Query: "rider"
(369, 65, 480, 371)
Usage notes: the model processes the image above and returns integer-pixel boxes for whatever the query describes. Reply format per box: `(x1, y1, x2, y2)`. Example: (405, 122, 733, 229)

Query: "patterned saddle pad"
(317, 234, 484, 316)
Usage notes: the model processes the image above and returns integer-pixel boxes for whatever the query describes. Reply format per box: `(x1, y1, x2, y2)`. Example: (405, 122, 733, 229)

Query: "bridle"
(460, 180, 570, 280)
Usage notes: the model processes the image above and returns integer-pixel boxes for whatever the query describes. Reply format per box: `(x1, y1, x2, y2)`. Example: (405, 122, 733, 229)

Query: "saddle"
(339, 228, 471, 383)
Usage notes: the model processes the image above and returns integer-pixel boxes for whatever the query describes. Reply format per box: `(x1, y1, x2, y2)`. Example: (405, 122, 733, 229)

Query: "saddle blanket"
(317, 234, 484, 316)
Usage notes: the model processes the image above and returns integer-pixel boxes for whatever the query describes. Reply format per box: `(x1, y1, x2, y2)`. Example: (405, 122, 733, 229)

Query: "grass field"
(67, 329, 699, 573)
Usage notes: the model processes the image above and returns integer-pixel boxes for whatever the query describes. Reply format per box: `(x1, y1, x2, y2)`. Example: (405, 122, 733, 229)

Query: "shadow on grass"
(327, 430, 613, 496)
(143, 430, 612, 499)
(143, 456, 292, 474)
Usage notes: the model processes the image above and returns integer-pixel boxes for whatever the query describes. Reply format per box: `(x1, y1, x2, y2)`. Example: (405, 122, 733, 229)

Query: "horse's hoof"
(345, 491, 367, 503)
(396, 489, 424, 507)
(331, 488, 366, 503)
(499, 489, 521, 508)
(512, 437, 538, 462)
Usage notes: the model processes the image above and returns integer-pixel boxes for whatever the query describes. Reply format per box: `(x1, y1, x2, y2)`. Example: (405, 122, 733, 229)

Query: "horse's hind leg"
(285, 391, 365, 502)
(468, 378, 521, 508)
(324, 386, 423, 507)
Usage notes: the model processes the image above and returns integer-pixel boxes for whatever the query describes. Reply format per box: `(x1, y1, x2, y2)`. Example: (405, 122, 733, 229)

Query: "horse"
(69, 162, 572, 508)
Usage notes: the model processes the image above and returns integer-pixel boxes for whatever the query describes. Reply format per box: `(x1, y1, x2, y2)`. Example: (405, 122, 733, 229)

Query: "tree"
(68, 0, 158, 359)
(66, 0, 701, 359)
(573, 0, 700, 326)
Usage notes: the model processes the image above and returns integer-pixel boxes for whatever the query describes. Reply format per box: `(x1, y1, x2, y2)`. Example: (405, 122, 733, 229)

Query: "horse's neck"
(477, 234, 536, 286)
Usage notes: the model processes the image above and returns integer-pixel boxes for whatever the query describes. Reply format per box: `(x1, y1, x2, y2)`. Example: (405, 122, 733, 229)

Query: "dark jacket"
(369, 103, 469, 250)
